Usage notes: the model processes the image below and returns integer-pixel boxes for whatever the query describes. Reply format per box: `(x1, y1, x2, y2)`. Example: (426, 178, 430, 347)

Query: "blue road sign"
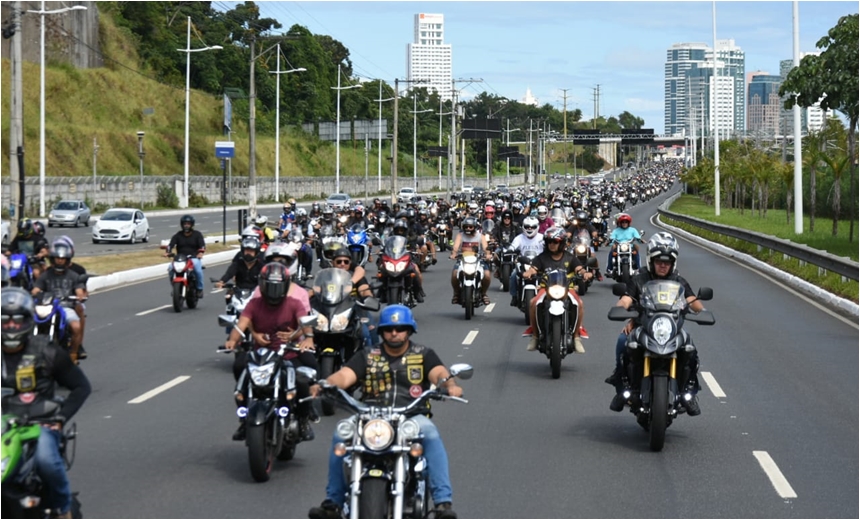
(215, 141, 235, 158)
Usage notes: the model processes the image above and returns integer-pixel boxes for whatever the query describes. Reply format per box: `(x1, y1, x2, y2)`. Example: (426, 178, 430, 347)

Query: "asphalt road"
(64, 184, 858, 518)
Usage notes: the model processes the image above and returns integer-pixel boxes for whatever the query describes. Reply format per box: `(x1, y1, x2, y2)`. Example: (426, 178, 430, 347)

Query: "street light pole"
(375, 82, 395, 192)
(178, 16, 221, 209)
(331, 64, 362, 194)
(137, 131, 145, 207)
(410, 97, 433, 191)
(269, 43, 306, 203)
(29, 1, 87, 217)
(712, 0, 721, 216)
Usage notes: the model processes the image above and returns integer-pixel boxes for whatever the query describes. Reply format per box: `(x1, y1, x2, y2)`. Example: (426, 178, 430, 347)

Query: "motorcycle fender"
(172, 277, 187, 285)
(548, 300, 565, 316)
(246, 400, 276, 427)
(463, 279, 475, 287)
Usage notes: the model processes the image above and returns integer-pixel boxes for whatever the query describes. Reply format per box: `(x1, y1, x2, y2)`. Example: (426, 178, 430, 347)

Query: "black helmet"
(180, 215, 195, 230)
(1, 287, 35, 352)
(393, 219, 409, 236)
(258, 262, 290, 306)
(543, 227, 567, 248)
(240, 236, 261, 263)
(49, 242, 74, 273)
(17, 219, 33, 238)
(333, 247, 352, 262)
(32, 221, 46, 238)
(461, 217, 477, 235)
(405, 208, 417, 221)
(575, 210, 589, 223)
(501, 210, 513, 221)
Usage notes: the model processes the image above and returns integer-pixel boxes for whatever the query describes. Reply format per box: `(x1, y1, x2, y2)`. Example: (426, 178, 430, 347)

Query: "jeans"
(36, 427, 71, 514)
(509, 271, 519, 299)
(613, 332, 627, 392)
(325, 414, 453, 507)
(168, 258, 204, 291)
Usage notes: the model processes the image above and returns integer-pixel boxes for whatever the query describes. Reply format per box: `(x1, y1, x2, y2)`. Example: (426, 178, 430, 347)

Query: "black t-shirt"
(493, 224, 520, 245)
(624, 269, 695, 303)
(531, 251, 583, 288)
(167, 230, 206, 257)
(68, 263, 87, 276)
(34, 268, 86, 298)
(346, 342, 443, 411)
(219, 258, 263, 289)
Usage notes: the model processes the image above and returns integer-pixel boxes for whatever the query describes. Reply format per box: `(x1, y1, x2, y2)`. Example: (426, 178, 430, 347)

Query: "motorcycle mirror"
(608, 306, 638, 321)
(448, 363, 474, 380)
(357, 297, 380, 312)
(696, 287, 713, 301)
(611, 283, 627, 296)
(299, 315, 318, 329)
(296, 366, 318, 380)
(686, 309, 716, 326)
(217, 314, 237, 328)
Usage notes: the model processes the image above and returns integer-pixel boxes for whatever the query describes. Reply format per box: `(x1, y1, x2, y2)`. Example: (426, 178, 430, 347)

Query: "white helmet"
(537, 205, 549, 220)
(646, 232, 680, 276)
(522, 216, 539, 238)
(255, 215, 268, 227)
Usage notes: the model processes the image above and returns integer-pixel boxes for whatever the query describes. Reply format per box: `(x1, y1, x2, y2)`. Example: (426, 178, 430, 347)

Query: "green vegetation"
(667, 194, 857, 302)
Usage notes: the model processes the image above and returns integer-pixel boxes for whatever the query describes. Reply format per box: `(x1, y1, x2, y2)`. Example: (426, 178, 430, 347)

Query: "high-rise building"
(407, 13, 452, 101)
(664, 42, 709, 136)
(780, 52, 827, 134)
(748, 74, 782, 135)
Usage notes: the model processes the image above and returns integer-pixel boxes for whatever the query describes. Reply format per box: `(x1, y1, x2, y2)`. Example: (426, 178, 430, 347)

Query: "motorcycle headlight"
(336, 419, 356, 440)
(398, 418, 421, 441)
(650, 316, 675, 346)
(0, 456, 8, 475)
(463, 262, 477, 275)
(173, 261, 186, 272)
(384, 261, 397, 273)
(11, 259, 22, 269)
(548, 285, 567, 300)
(362, 419, 394, 451)
(330, 308, 353, 332)
(35, 305, 53, 319)
(575, 245, 587, 254)
(314, 312, 330, 332)
(619, 243, 630, 253)
(395, 261, 408, 273)
(249, 362, 276, 386)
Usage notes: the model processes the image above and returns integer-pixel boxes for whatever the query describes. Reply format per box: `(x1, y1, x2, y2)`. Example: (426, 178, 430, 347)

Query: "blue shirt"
(609, 226, 642, 244)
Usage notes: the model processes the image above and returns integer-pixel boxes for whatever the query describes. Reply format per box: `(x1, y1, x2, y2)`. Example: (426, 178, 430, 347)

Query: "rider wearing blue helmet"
(309, 305, 462, 520)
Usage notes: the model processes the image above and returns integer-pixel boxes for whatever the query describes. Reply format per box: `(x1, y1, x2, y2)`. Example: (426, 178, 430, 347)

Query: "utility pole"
(92, 137, 98, 199)
(561, 88, 570, 175)
(6, 1, 24, 229)
(248, 35, 257, 219)
(391, 78, 399, 204)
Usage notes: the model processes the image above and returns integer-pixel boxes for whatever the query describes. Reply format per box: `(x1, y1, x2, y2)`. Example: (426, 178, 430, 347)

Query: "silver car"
(325, 193, 351, 211)
(48, 200, 91, 227)
(92, 208, 150, 244)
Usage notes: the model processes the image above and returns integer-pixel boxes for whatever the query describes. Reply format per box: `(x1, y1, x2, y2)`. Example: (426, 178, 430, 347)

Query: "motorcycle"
(317, 364, 473, 519)
(1, 389, 82, 518)
(8, 253, 36, 290)
(213, 280, 255, 363)
(226, 315, 318, 482)
(494, 244, 517, 293)
(33, 291, 86, 356)
(608, 282, 715, 451)
(516, 251, 539, 325)
(310, 268, 379, 416)
(534, 270, 580, 379)
(454, 249, 484, 320)
(377, 235, 417, 308)
(346, 224, 371, 268)
(285, 229, 312, 282)
(167, 252, 201, 313)
(610, 239, 639, 285)
(570, 235, 598, 295)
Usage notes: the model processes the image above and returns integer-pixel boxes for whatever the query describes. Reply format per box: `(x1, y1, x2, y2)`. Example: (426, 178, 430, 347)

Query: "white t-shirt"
(511, 233, 545, 256)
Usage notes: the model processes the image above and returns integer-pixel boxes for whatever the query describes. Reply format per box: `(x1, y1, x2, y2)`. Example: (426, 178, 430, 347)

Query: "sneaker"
(308, 408, 321, 424)
(436, 502, 457, 519)
(572, 336, 585, 354)
(526, 335, 539, 352)
(578, 326, 589, 339)
(232, 422, 246, 441)
(77, 344, 88, 360)
(609, 393, 626, 412)
(596, 271, 604, 282)
(431, 257, 438, 265)
(415, 291, 425, 303)
(197, 289, 204, 299)
(300, 419, 315, 441)
(682, 394, 701, 416)
(308, 500, 343, 519)
(510, 295, 518, 307)
(522, 325, 534, 338)
(604, 369, 620, 387)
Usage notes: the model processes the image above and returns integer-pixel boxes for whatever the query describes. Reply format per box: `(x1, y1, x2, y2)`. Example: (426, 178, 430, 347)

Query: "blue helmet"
(377, 304, 417, 333)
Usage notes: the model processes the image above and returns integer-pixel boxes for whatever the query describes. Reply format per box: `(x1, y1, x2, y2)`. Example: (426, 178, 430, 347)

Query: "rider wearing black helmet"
(164, 215, 206, 298)
(10, 218, 50, 278)
(565, 209, 603, 282)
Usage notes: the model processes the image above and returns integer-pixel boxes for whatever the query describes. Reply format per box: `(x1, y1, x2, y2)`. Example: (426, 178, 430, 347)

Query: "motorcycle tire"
(463, 286, 473, 320)
(172, 282, 184, 313)
(388, 286, 402, 307)
(649, 376, 669, 452)
(277, 440, 295, 461)
(358, 477, 389, 519)
(550, 317, 562, 379)
(186, 286, 199, 309)
(621, 265, 632, 286)
(319, 357, 337, 416)
(576, 279, 588, 296)
(500, 264, 512, 292)
(247, 423, 274, 482)
(522, 288, 536, 325)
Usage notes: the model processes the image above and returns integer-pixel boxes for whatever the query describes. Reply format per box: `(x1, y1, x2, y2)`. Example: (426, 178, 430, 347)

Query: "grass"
(76, 243, 236, 277)
(666, 195, 858, 303)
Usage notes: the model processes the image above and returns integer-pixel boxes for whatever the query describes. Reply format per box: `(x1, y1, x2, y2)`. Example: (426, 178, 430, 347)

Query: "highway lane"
(65, 187, 857, 518)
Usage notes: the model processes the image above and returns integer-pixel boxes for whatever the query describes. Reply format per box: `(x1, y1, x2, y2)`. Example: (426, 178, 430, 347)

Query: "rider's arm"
(52, 349, 92, 422)
(219, 260, 239, 285)
(328, 365, 359, 389)
(428, 364, 462, 397)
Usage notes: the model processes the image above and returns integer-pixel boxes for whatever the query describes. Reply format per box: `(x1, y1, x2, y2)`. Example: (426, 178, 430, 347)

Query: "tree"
(781, 13, 858, 240)
(618, 111, 644, 129)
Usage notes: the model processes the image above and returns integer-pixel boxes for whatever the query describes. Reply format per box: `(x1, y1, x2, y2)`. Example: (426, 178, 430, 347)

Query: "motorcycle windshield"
(313, 268, 353, 306)
(640, 280, 686, 312)
(550, 209, 566, 226)
(384, 236, 409, 259)
(481, 219, 495, 235)
(544, 269, 568, 287)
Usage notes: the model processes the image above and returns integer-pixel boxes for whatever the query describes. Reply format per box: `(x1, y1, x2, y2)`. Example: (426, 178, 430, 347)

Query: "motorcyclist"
(511, 201, 526, 226)
(493, 209, 520, 247)
(604, 213, 643, 275)
(383, 219, 425, 303)
(2, 288, 91, 519)
(31, 242, 87, 363)
(566, 209, 604, 282)
(307, 304, 462, 520)
(448, 216, 492, 306)
(606, 232, 705, 415)
(164, 215, 206, 298)
(51, 236, 89, 360)
(406, 210, 437, 267)
(521, 227, 591, 354)
(507, 216, 544, 306)
(216, 236, 263, 290)
(255, 214, 278, 243)
(224, 262, 318, 441)
(345, 205, 371, 229)
(315, 247, 377, 347)
(536, 204, 555, 233)
(279, 204, 294, 231)
(9, 218, 50, 280)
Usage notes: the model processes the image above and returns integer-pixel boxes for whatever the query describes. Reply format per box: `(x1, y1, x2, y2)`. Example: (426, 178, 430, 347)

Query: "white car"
(397, 187, 417, 203)
(92, 208, 150, 244)
(325, 193, 352, 211)
(461, 185, 474, 194)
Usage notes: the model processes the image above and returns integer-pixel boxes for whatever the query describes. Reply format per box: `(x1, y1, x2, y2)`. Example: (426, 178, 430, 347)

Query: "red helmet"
(616, 213, 632, 225)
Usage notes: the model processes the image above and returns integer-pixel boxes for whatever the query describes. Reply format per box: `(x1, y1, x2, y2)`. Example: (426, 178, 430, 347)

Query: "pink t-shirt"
(242, 286, 311, 352)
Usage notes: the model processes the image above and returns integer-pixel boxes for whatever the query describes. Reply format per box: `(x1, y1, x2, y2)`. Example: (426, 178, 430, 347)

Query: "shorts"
(61, 307, 80, 323)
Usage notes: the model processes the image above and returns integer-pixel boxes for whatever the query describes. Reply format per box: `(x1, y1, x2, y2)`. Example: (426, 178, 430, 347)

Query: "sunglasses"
(547, 239, 563, 244)
(523, 225, 537, 230)
(334, 259, 351, 266)
(1, 314, 26, 327)
(381, 326, 410, 333)
(462, 227, 475, 231)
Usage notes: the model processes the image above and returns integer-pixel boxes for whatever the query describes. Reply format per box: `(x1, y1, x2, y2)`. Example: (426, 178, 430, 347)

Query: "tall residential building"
(664, 42, 709, 136)
(407, 13, 452, 101)
(747, 74, 782, 135)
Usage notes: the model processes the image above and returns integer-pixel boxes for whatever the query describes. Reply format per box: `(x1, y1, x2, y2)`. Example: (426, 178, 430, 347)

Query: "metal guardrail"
(658, 193, 859, 281)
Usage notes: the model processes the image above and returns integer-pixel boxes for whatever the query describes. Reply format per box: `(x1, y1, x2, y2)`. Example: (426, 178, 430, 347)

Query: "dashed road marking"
(484, 303, 495, 313)
(136, 304, 172, 316)
(462, 331, 479, 345)
(211, 288, 225, 294)
(753, 451, 797, 499)
(701, 371, 726, 398)
(128, 376, 191, 404)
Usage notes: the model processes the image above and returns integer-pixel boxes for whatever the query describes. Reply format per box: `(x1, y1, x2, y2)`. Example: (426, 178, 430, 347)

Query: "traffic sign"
(215, 141, 235, 158)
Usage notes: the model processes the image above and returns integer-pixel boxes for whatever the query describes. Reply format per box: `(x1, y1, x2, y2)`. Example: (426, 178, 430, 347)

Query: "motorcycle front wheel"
(247, 423, 274, 482)
(358, 477, 389, 519)
(186, 284, 199, 309)
(172, 282, 184, 313)
(550, 317, 562, 379)
(522, 288, 535, 325)
(319, 356, 337, 416)
(388, 286, 402, 306)
(649, 376, 669, 452)
(500, 264, 512, 292)
(463, 286, 473, 320)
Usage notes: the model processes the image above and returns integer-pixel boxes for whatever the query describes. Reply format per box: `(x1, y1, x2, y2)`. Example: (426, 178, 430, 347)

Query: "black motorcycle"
(534, 270, 581, 379)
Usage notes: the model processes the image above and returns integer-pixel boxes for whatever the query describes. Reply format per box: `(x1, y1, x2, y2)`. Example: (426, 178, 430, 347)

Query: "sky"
(217, 1, 858, 134)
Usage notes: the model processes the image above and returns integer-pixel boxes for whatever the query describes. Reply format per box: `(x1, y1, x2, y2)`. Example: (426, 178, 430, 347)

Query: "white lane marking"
(135, 304, 172, 316)
(753, 451, 798, 499)
(484, 303, 495, 313)
(211, 288, 225, 293)
(128, 376, 191, 404)
(701, 371, 726, 398)
(462, 330, 479, 345)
